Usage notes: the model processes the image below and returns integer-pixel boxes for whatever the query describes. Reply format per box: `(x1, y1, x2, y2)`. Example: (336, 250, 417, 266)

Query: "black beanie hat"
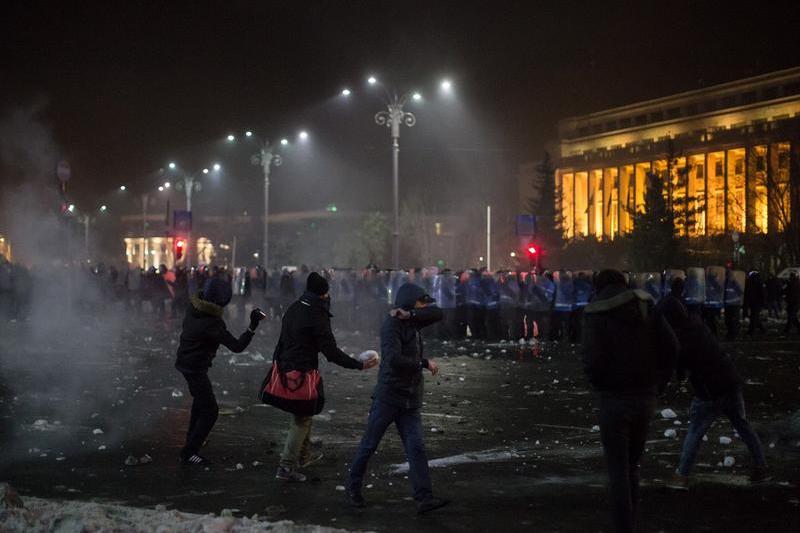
(306, 271, 330, 296)
(594, 269, 627, 291)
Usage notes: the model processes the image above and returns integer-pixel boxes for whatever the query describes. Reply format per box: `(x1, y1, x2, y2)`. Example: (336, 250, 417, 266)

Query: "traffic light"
(175, 238, 185, 261)
(525, 243, 541, 270)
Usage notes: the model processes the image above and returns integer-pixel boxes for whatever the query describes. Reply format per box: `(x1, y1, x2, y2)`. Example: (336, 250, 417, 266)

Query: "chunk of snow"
(171, 390, 183, 398)
(92, 429, 104, 435)
(664, 429, 677, 439)
(591, 425, 600, 432)
(719, 436, 732, 445)
(660, 408, 677, 419)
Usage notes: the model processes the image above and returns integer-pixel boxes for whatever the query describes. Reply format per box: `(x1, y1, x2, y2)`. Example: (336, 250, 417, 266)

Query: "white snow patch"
(719, 436, 733, 445)
(663, 429, 677, 439)
(660, 408, 677, 419)
(0, 493, 353, 532)
(392, 448, 525, 474)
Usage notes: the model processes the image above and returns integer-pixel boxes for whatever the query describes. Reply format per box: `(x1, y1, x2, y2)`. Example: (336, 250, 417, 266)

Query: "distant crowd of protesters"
(1, 255, 799, 339)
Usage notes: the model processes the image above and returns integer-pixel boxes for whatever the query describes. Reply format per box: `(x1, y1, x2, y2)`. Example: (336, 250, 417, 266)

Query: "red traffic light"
(175, 238, 185, 261)
(526, 244, 537, 255)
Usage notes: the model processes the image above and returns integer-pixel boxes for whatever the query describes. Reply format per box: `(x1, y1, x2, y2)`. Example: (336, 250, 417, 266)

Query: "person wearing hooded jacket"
(346, 282, 450, 515)
(175, 277, 266, 465)
(582, 269, 679, 533)
(273, 272, 379, 482)
(657, 296, 770, 490)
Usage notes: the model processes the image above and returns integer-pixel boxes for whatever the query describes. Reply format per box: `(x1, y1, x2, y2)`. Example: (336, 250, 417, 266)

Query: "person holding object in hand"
(346, 282, 449, 515)
(175, 277, 266, 466)
(273, 272, 378, 482)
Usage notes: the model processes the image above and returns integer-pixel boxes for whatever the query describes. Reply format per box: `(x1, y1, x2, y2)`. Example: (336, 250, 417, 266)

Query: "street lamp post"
(175, 174, 202, 268)
(251, 140, 282, 270)
(374, 91, 417, 269)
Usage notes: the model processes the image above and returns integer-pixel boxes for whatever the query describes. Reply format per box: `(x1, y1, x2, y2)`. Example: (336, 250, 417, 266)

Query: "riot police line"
(4, 255, 798, 340)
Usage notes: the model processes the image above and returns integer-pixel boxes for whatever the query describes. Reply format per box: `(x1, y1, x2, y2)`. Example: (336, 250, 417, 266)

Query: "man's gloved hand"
(249, 308, 266, 331)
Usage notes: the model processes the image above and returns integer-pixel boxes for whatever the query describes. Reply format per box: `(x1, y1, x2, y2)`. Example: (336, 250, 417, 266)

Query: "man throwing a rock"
(346, 282, 450, 515)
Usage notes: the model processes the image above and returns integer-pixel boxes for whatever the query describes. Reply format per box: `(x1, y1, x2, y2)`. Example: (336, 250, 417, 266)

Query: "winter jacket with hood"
(374, 283, 443, 409)
(656, 297, 742, 400)
(272, 291, 363, 372)
(175, 294, 254, 374)
(582, 284, 679, 396)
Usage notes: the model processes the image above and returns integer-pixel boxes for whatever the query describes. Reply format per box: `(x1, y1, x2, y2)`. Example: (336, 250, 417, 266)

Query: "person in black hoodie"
(658, 296, 770, 490)
(273, 272, 378, 482)
(582, 269, 678, 533)
(175, 277, 265, 465)
(346, 282, 450, 515)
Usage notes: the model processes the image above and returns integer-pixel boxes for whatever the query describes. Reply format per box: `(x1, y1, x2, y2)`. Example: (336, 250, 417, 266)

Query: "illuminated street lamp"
(119, 185, 126, 191)
(368, 75, 426, 269)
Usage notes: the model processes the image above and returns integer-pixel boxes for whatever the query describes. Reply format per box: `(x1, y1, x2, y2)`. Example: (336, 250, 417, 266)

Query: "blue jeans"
(677, 390, 766, 476)
(347, 399, 433, 502)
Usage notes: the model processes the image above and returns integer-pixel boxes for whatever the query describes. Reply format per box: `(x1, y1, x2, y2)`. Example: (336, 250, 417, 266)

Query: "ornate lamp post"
(374, 90, 417, 270)
(250, 139, 282, 269)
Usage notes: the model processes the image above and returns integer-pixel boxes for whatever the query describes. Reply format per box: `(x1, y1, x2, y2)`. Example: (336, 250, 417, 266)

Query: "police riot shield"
(725, 270, 746, 306)
(387, 270, 407, 305)
(432, 273, 456, 309)
(704, 266, 725, 309)
(553, 270, 575, 312)
(573, 270, 593, 308)
(631, 272, 662, 302)
(232, 267, 247, 296)
(663, 269, 686, 297)
(528, 273, 555, 312)
(684, 267, 706, 305)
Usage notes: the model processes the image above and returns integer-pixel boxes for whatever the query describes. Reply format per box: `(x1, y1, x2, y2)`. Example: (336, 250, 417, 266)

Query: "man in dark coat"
(346, 282, 450, 515)
(744, 270, 766, 334)
(582, 269, 678, 533)
(660, 299, 769, 491)
(175, 277, 265, 465)
(784, 272, 800, 334)
(273, 272, 378, 482)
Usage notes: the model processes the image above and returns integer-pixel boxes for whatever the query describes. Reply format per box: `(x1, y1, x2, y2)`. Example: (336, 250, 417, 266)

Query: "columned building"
(555, 67, 800, 241)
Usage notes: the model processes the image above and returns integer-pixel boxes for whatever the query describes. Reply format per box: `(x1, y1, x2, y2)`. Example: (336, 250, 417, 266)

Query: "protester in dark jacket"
(273, 272, 378, 482)
(744, 270, 766, 334)
(346, 282, 450, 515)
(582, 269, 678, 533)
(784, 272, 800, 334)
(175, 277, 265, 465)
(660, 299, 770, 490)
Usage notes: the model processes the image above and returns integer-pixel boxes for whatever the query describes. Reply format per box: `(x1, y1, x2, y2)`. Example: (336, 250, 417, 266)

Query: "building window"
(666, 107, 681, 119)
(589, 170, 603, 239)
(742, 91, 757, 105)
(635, 114, 647, 125)
(707, 152, 725, 235)
(619, 165, 634, 234)
(762, 86, 778, 100)
(574, 172, 589, 237)
(634, 163, 650, 215)
(649, 111, 663, 123)
(619, 117, 631, 128)
(727, 148, 746, 233)
(560, 173, 574, 239)
(770, 142, 791, 231)
(687, 155, 706, 236)
(751, 145, 768, 234)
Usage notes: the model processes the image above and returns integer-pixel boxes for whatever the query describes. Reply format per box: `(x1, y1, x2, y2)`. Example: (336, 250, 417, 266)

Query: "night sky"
(2, 0, 799, 213)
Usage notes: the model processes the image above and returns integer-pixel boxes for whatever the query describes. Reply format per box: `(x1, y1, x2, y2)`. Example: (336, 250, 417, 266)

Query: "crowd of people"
(1, 255, 799, 341)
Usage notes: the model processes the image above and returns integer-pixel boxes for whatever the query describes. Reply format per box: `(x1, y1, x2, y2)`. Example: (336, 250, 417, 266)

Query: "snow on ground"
(0, 488, 358, 533)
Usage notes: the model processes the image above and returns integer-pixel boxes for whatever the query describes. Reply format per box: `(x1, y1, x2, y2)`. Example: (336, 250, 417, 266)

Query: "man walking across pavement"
(582, 269, 679, 533)
(272, 272, 378, 482)
(346, 282, 450, 515)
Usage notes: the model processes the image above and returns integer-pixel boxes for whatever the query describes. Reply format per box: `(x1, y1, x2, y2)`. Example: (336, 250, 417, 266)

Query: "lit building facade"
(0, 234, 11, 261)
(555, 67, 800, 240)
